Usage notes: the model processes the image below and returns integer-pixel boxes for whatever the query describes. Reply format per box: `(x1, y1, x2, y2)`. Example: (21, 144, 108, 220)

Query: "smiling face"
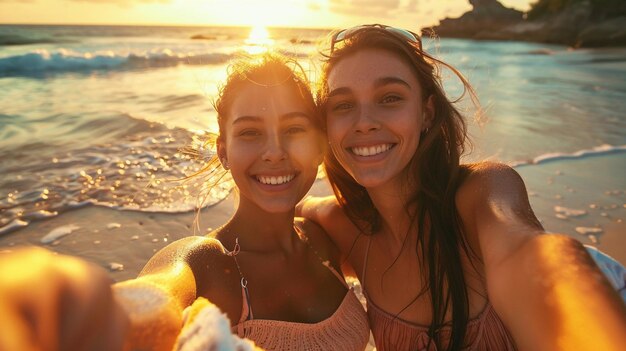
(324, 48, 433, 191)
(218, 82, 323, 213)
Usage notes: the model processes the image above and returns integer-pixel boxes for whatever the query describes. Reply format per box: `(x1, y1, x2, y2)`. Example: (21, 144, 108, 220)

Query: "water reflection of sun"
(244, 25, 275, 54)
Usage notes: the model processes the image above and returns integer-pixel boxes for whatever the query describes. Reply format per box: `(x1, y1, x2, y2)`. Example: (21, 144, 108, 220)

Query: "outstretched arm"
(0, 237, 220, 351)
(457, 162, 626, 351)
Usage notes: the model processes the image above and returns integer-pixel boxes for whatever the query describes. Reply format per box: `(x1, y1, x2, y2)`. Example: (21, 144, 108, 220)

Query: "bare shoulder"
(301, 195, 358, 234)
(139, 235, 234, 290)
(456, 162, 544, 266)
(457, 162, 525, 202)
(140, 236, 226, 274)
(456, 162, 540, 221)
(294, 217, 341, 266)
(299, 195, 345, 223)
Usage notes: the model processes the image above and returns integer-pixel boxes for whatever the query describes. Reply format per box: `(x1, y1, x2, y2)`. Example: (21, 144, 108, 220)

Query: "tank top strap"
(294, 223, 349, 289)
(361, 235, 373, 291)
(225, 238, 254, 333)
(320, 259, 349, 289)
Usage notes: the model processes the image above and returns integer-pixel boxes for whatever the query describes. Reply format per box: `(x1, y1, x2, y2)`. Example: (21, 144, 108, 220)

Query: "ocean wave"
(510, 144, 626, 167)
(0, 115, 232, 236)
(0, 49, 233, 76)
(0, 110, 189, 155)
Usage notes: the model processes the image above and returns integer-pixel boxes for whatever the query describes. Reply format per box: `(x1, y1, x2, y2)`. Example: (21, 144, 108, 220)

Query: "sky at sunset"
(1, 0, 533, 30)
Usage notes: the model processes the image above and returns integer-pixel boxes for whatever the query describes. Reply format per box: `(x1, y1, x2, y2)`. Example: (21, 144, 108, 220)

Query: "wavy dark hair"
(316, 26, 480, 351)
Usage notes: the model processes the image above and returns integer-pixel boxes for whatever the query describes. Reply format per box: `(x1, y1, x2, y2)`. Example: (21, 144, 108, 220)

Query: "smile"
(256, 174, 296, 185)
(350, 144, 394, 157)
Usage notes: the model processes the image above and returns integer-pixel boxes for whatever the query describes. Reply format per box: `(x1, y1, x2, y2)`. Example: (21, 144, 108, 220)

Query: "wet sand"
(517, 151, 626, 264)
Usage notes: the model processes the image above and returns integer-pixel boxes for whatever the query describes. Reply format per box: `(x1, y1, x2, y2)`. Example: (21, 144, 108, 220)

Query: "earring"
(220, 158, 229, 170)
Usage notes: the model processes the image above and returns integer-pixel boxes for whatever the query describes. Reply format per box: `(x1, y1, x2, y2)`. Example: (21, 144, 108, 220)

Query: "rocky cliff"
(423, 0, 626, 48)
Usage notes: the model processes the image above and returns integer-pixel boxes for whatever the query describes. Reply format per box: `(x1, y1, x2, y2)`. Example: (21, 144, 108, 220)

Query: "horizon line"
(0, 22, 338, 31)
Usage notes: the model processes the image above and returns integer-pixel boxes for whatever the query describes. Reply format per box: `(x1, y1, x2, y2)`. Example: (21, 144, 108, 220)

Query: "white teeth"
(257, 174, 295, 185)
(351, 144, 392, 157)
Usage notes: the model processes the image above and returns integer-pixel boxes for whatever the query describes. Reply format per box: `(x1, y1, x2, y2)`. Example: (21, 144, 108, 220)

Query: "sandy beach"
(1, 151, 624, 282)
(517, 151, 626, 264)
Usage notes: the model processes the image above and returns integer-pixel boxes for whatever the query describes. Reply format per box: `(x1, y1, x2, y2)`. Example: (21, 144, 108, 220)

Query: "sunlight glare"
(244, 25, 275, 54)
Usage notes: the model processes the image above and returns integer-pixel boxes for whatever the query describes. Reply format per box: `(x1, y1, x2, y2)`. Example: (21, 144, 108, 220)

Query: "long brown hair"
(317, 26, 479, 350)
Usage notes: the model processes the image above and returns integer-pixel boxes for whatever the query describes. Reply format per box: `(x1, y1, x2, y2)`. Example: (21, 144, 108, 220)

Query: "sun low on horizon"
(1, 0, 533, 31)
(243, 25, 275, 54)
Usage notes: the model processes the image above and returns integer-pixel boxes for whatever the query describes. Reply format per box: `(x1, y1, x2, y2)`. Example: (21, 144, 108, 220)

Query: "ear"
(422, 94, 435, 131)
(216, 137, 228, 169)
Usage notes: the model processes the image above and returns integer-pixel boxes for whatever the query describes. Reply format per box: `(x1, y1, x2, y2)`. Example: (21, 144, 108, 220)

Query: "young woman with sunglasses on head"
(0, 53, 370, 351)
(299, 24, 626, 351)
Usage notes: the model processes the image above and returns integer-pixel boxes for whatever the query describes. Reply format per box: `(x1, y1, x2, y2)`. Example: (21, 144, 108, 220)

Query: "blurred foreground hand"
(0, 246, 129, 351)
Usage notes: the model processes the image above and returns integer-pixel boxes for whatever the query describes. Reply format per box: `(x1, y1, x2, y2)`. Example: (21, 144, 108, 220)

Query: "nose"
(262, 133, 287, 163)
(353, 105, 380, 134)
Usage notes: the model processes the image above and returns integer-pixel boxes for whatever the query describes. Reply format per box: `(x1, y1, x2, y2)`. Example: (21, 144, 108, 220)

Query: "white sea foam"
(30, 210, 58, 219)
(510, 144, 626, 168)
(554, 206, 587, 218)
(108, 262, 125, 271)
(575, 227, 604, 235)
(40, 224, 80, 244)
(0, 219, 28, 235)
(0, 49, 232, 75)
(107, 222, 122, 230)
(0, 116, 232, 236)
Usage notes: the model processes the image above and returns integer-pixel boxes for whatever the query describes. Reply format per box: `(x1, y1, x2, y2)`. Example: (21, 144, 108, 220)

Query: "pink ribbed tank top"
(363, 237, 517, 351)
(233, 290, 369, 351)
(227, 238, 370, 351)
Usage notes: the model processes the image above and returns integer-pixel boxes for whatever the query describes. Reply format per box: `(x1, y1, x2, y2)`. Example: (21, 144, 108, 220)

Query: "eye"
(238, 129, 261, 137)
(286, 126, 306, 134)
(380, 94, 403, 104)
(330, 101, 353, 112)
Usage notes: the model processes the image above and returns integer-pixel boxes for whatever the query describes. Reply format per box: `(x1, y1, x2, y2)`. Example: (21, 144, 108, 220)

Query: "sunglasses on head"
(330, 24, 422, 53)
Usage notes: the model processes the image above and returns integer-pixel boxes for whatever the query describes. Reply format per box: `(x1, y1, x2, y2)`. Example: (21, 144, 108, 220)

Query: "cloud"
(326, 0, 473, 29)
(307, 1, 321, 11)
(389, 0, 446, 20)
(329, 0, 401, 17)
(68, 0, 171, 4)
(327, 0, 442, 19)
(404, 0, 419, 12)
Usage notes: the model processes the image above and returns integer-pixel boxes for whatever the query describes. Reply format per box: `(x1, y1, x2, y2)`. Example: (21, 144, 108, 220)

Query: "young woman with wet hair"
(300, 24, 626, 351)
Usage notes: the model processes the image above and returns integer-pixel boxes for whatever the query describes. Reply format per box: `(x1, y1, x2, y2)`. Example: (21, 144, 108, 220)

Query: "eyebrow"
(327, 87, 351, 98)
(231, 112, 311, 125)
(327, 76, 412, 98)
(374, 77, 411, 89)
